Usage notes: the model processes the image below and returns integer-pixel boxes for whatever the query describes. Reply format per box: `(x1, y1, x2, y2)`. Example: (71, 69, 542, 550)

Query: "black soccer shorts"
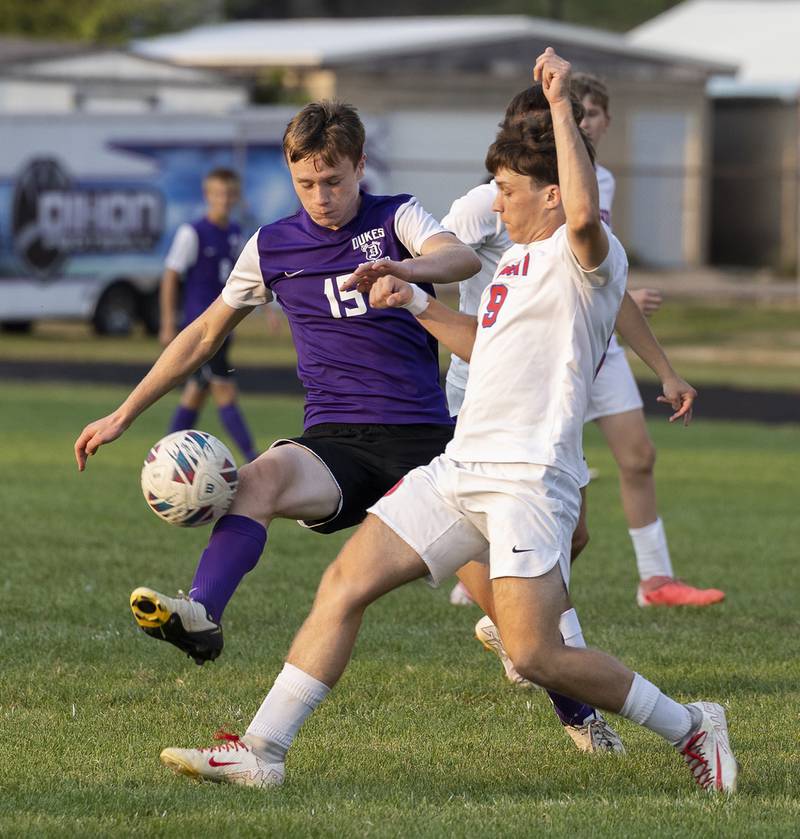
(271, 422, 455, 534)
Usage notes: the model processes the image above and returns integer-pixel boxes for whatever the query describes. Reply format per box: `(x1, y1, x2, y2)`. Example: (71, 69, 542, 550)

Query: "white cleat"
(475, 615, 538, 689)
(563, 713, 625, 754)
(679, 702, 738, 793)
(160, 731, 284, 789)
(449, 581, 475, 606)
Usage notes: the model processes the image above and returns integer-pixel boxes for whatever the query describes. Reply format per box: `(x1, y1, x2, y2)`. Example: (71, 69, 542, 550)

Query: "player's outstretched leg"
(493, 569, 737, 792)
(159, 514, 429, 787)
(596, 410, 725, 607)
(130, 444, 340, 664)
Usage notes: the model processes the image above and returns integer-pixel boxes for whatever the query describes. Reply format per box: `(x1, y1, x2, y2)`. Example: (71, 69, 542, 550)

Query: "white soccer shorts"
(584, 341, 644, 423)
(368, 455, 581, 589)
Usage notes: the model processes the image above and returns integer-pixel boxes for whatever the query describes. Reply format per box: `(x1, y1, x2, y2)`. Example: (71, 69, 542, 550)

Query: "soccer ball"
(141, 430, 238, 527)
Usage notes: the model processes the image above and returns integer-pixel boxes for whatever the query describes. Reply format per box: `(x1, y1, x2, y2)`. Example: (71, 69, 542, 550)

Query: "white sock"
(245, 663, 330, 763)
(620, 673, 692, 745)
(629, 517, 674, 581)
(559, 608, 586, 648)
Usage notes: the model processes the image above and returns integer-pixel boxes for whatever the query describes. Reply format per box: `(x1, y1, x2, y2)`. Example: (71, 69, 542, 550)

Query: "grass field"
(2, 382, 799, 837)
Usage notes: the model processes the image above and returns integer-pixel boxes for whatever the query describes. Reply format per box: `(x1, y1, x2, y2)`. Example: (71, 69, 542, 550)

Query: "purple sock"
(189, 514, 267, 622)
(169, 405, 198, 433)
(548, 690, 597, 727)
(218, 403, 257, 462)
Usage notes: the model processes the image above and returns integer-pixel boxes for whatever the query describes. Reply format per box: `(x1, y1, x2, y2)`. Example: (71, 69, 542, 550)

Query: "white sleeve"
(221, 231, 272, 308)
(441, 184, 498, 249)
(559, 224, 628, 290)
(164, 224, 198, 273)
(394, 197, 448, 257)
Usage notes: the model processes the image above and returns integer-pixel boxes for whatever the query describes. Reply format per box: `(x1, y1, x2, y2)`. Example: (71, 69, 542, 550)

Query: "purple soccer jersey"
(255, 192, 453, 429)
(182, 218, 242, 325)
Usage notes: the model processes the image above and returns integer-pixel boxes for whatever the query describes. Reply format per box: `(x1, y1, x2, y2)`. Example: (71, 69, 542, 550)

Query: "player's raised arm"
(614, 291, 697, 425)
(74, 298, 252, 471)
(535, 48, 608, 271)
(369, 275, 477, 362)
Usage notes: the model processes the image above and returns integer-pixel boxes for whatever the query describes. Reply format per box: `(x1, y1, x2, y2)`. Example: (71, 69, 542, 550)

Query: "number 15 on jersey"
(324, 276, 368, 319)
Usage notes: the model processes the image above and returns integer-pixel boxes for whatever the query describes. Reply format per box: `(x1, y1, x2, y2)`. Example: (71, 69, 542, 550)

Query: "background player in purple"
(73, 100, 480, 664)
(160, 167, 257, 463)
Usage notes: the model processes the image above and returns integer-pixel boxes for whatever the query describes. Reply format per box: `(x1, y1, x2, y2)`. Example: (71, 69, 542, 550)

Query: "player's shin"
(189, 514, 267, 621)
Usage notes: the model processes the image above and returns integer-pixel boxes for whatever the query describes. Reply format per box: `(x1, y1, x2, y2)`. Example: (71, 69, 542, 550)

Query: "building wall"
(339, 70, 711, 267)
(600, 79, 711, 267)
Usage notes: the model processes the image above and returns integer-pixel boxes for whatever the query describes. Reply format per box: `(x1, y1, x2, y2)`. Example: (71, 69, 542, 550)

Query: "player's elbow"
(451, 245, 481, 281)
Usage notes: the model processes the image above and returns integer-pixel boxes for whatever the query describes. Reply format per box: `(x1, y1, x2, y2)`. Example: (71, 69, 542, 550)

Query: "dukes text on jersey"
(352, 227, 385, 260)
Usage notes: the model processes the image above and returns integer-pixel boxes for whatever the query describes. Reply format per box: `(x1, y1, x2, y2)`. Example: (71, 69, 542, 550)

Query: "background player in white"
(448, 75, 723, 612)
(573, 73, 724, 608)
(156, 50, 736, 795)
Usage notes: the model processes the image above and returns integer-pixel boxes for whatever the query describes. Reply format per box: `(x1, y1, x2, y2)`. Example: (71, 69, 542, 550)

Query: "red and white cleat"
(637, 576, 725, 608)
(160, 731, 284, 789)
(679, 702, 738, 793)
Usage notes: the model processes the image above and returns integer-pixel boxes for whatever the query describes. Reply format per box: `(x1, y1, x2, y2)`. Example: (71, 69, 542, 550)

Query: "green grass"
(2, 299, 799, 392)
(1, 382, 799, 837)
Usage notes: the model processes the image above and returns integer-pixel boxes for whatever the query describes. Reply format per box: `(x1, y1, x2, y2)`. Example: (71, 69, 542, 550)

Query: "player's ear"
(356, 154, 366, 180)
(546, 184, 560, 208)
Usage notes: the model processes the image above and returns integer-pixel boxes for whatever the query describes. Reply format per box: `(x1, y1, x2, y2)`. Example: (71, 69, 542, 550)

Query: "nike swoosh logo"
(284, 269, 304, 277)
(511, 546, 536, 554)
(208, 756, 240, 767)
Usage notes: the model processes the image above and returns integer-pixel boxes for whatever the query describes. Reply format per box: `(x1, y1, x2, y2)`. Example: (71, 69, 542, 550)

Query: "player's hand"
(630, 288, 663, 318)
(533, 47, 571, 106)
(341, 258, 414, 294)
(657, 376, 697, 426)
(74, 413, 130, 471)
(368, 276, 414, 309)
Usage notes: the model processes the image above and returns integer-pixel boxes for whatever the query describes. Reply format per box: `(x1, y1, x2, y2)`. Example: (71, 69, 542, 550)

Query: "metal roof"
(630, 0, 800, 87)
(133, 15, 735, 74)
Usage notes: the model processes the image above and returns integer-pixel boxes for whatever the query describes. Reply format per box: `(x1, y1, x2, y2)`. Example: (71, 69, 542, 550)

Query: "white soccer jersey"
(446, 224, 628, 484)
(444, 174, 615, 391)
(442, 182, 512, 391)
(164, 223, 199, 273)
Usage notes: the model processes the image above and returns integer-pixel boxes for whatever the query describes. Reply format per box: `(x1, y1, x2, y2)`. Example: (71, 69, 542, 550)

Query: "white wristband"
(401, 283, 430, 316)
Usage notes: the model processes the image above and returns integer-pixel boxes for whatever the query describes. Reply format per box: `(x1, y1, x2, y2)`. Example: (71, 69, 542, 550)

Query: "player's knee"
(505, 637, 561, 687)
(233, 454, 287, 519)
(317, 557, 367, 615)
(619, 438, 656, 478)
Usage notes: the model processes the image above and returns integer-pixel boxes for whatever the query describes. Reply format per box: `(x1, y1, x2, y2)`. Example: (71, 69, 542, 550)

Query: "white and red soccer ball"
(141, 430, 238, 527)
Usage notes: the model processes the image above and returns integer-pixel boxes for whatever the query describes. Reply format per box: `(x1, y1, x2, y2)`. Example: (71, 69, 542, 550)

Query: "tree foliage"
(0, 0, 683, 44)
(0, 0, 209, 43)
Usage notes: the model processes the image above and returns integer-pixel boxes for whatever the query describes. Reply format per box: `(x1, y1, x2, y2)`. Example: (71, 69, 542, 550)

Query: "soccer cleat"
(449, 581, 475, 606)
(475, 615, 538, 689)
(160, 731, 284, 789)
(130, 586, 223, 665)
(563, 713, 625, 754)
(637, 576, 726, 608)
(678, 702, 738, 793)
